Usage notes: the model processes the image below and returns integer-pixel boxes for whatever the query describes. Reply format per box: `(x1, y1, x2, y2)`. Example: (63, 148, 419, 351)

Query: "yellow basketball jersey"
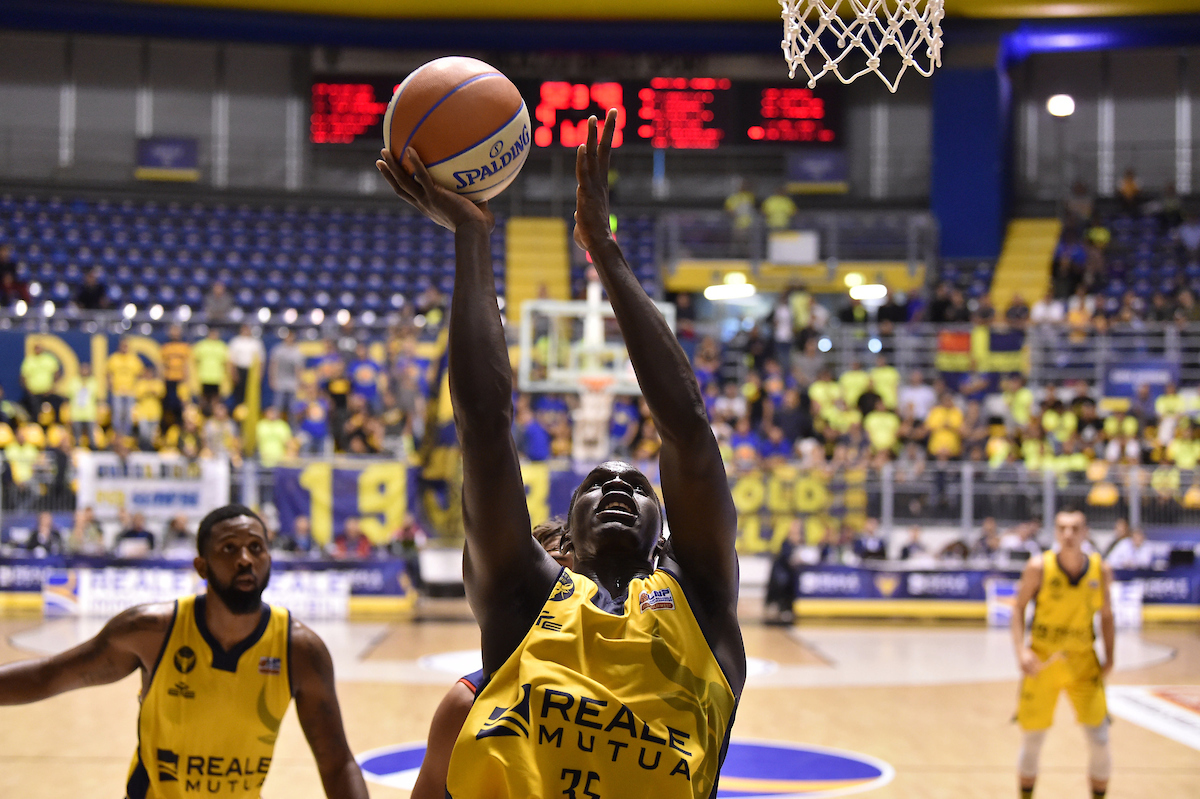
(1030, 550, 1104, 656)
(125, 595, 293, 799)
(446, 569, 738, 799)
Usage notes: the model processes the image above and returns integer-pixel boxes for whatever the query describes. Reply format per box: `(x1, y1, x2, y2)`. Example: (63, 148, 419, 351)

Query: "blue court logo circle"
(357, 739, 893, 797)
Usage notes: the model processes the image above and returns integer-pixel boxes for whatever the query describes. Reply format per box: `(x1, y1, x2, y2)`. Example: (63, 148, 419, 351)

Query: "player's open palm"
(377, 147, 494, 233)
(573, 109, 616, 252)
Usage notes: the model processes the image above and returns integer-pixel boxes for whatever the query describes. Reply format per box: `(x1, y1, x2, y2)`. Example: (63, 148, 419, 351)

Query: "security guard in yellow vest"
(1011, 509, 1115, 799)
(0, 505, 369, 799)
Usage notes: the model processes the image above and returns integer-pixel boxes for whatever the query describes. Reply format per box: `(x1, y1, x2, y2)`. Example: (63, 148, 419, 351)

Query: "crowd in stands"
(3, 504, 426, 566)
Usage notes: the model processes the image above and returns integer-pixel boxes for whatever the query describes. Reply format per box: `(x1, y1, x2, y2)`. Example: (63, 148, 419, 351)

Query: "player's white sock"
(1085, 721, 1112, 783)
(1018, 728, 1046, 781)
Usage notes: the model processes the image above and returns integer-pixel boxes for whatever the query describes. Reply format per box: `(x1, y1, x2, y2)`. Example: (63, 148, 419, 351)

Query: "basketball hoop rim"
(578, 374, 616, 393)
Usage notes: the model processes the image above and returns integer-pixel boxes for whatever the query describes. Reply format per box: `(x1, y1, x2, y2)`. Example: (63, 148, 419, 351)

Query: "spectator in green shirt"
(255, 406, 293, 468)
(192, 328, 229, 414)
(20, 341, 62, 422)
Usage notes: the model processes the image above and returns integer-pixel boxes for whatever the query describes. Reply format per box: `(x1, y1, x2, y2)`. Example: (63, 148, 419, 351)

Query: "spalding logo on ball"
(384, 56, 531, 202)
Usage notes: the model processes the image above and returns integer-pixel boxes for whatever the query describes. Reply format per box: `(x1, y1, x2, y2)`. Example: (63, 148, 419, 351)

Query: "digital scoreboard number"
(311, 78, 396, 145)
(311, 77, 841, 149)
(522, 78, 841, 149)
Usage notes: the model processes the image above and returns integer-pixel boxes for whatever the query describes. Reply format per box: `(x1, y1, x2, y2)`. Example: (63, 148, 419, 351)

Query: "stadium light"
(28, 282, 42, 297)
(843, 272, 864, 288)
(868, 337, 882, 354)
(361, 310, 377, 325)
(849, 284, 888, 301)
(311, 308, 325, 324)
(1047, 94, 1075, 118)
(283, 308, 298, 324)
(42, 300, 55, 317)
(123, 303, 137, 319)
(336, 309, 351, 325)
(177, 305, 192, 322)
(704, 272, 757, 301)
(817, 337, 832, 352)
(149, 304, 164, 320)
(258, 307, 271, 323)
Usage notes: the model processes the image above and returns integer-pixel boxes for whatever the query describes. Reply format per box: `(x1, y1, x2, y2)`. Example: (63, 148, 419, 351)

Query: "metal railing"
(2, 456, 1191, 540)
(659, 209, 938, 274)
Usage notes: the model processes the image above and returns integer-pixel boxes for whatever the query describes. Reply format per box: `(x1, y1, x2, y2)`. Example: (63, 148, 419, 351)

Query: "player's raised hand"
(573, 109, 617, 253)
(377, 148, 494, 233)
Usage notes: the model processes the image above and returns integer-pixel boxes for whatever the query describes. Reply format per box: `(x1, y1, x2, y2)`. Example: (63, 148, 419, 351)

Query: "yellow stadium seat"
(1087, 481, 1119, 507)
(19, 423, 45, 448)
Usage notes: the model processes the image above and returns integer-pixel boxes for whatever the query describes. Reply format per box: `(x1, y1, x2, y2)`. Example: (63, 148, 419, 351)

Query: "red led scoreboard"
(311, 77, 841, 149)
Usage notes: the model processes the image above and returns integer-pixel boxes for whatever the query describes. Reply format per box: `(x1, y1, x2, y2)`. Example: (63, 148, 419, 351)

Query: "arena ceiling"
(122, 0, 1200, 21)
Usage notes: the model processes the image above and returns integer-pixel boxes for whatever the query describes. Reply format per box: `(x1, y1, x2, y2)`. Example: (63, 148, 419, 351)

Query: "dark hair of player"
(196, 504, 267, 556)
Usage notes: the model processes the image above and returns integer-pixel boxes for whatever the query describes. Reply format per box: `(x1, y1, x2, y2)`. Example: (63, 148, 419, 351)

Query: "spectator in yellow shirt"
(106, 337, 142, 438)
(3, 426, 41, 508)
(926, 393, 965, 459)
(20, 341, 62, 422)
(863, 398, 900, 463)
(133, 363, 165, 450)
(839, 360, 871, 411)
(808, 366, 842, 416)
(160, 324, 191, 431)
(1002, 373, 1035, 430)
(869, 354, 900, 410)
(255, 406, 293, 468)
(63, 362, 100, 446)
(191, 328, 229, 414)
(761, 185, 797, 230)
(725, 179, 756, 231)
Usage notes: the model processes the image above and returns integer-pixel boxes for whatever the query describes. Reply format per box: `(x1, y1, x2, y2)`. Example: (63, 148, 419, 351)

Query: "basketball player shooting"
(0, 504, 369, 799)
(376, 108, 745, 799)
(1011, 508, 1115, 799)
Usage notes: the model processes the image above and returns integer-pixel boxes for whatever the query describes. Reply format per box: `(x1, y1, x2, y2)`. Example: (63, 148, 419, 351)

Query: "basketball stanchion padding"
(384, 56, 531, 202)
(780, 0, 944, 93)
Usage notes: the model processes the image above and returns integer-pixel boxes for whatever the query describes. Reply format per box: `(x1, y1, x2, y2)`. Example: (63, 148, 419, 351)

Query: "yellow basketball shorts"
(1016, 649, 1107, 730)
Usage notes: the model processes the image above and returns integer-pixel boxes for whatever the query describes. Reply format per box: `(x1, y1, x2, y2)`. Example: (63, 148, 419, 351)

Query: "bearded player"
(0, 504, 369, 799)
(1011, 508, 1115, 799)
(377, 108, 745, 799)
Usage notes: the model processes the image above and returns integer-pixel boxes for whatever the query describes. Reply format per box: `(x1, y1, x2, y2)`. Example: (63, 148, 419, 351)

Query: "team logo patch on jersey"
(173, 646, 196, 674)
(639, 587, 675, 612)
(476, 682, 532, 739)
(356, 739, 895, 797)
(549, 572, 575, 602)
(156, 748, 179, 782)
(259, 656, 282, 675)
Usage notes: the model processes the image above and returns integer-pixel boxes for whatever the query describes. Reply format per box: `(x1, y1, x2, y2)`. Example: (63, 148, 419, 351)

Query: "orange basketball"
(383, 56, 531, 202)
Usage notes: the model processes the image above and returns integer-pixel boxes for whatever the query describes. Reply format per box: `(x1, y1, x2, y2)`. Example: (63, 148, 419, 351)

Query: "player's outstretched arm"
(574, 112, 739, 603)
(0, 603, 168, 705)
(377, 150, 558, 671)
(290, 622, 369, 799)
(1010, 557, 1043, 676)
(409, 681, 476, 799)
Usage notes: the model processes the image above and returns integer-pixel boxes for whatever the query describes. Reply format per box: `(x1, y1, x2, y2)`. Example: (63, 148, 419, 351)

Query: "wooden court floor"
(1, 604, 1198, 799)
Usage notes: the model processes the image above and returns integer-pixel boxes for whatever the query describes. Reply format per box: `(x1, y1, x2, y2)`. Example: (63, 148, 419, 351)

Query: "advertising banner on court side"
(75, 452, 230, 525)
(794, 564, 1200, 606)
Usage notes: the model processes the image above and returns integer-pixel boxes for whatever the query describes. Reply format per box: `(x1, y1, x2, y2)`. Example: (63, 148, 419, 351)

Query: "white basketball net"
(780, 0, 944, 93)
